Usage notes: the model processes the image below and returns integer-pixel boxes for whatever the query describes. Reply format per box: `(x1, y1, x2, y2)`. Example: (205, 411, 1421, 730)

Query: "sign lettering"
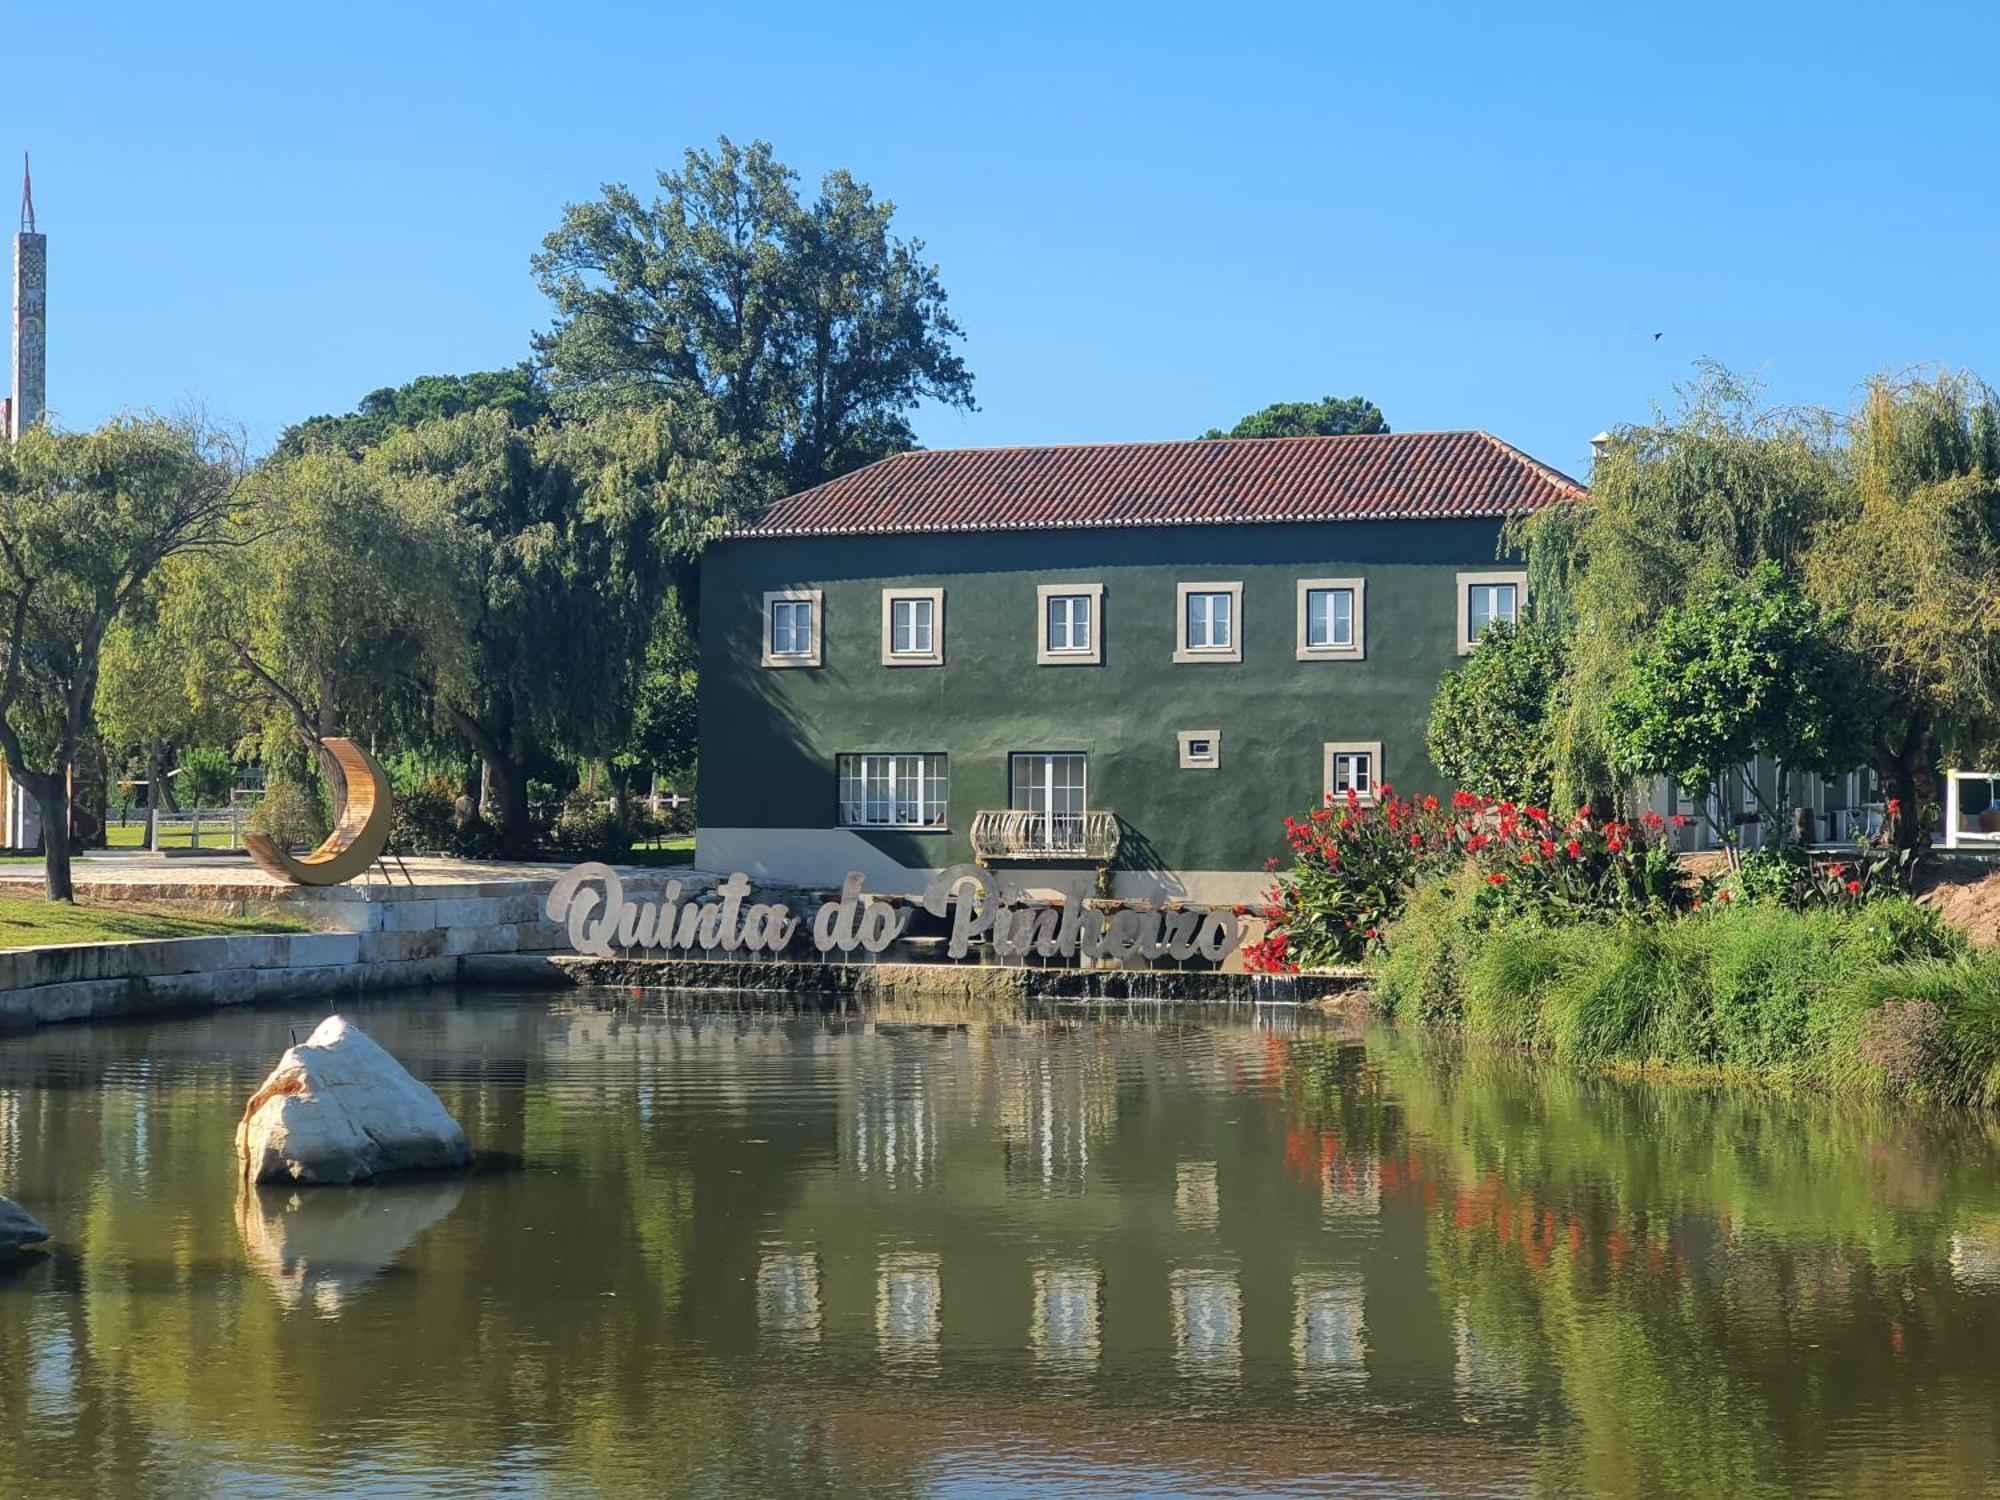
(544, 862, 1244, 967)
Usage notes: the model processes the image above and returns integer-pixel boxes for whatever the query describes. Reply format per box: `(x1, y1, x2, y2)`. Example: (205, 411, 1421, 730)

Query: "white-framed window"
(1178, 730, 1222, 770)
(881, 587, 944, 666)
(1174, 581, 1243, 663)
(1010, 751, 1089, 852)
(763, 589, 822, 668)
(1322, 741, 1382, 805)
(1037, 582, 1104, 665)
(837, 752, 948, 829)
(1296, 578, 1365, 661)
(1456, 571, 1527, 654)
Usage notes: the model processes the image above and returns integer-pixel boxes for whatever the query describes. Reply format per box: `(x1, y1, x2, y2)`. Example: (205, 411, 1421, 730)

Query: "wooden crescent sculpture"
(244, 737, 395, 886)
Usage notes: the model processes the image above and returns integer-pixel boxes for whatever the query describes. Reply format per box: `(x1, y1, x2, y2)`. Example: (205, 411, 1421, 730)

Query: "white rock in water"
(0, 1195, 50, 1255)
(236, 1016, 474, 1185)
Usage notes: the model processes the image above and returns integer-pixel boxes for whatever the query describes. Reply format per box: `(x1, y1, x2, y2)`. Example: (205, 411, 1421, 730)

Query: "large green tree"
(276, 366, 549, 459)
(1202, 395, 1388, 440)
(1604, 563, 1870, 849)
(150, 446, 435, 808)
(1511, 364, 1844, 809)
(1425, 622, 1567, 806)
(373, 403, 746, 848)
(532, 136, 974, 491)
(0, 418, 240, 899)
(1805, 373, 2000, 848)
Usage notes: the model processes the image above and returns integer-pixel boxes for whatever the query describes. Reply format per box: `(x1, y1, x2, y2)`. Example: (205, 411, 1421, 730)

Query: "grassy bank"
(1376, 876, 2000, 1107)
(0, 895, 308, 950)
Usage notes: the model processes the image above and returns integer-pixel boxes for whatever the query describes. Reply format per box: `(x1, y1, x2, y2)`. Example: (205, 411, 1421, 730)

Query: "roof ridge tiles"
(734, 430, 1584, 540)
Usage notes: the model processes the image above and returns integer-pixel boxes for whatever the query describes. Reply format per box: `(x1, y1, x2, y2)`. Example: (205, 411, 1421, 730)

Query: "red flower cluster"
(1247, 786, 1688, 972)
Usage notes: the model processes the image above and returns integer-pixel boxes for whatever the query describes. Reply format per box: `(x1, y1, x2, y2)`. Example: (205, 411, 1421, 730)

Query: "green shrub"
(175, 746, 237, 808)
(550, 791, 632, 861)
(249, 778, 328, 851)
(390, 776, 460, 855)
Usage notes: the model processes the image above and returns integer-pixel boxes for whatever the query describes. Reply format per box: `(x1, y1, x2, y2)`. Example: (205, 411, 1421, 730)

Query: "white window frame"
(1009, 751, 1090, 852)
(1037, 582, 1104, 666)
(1178, 730, 1222, 770)
(880, 587, 944, 666)
(1456, 570, 1527, 655)
(1322, 741, 1382, 806)
(1296, 578, 1365, 661)
(1174, 581, 1243, 664)
(836, 752, 949, 830)
(763, 589, 822, 668)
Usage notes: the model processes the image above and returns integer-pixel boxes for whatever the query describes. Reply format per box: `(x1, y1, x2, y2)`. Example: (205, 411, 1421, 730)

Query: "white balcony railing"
(970, 809, 1120, 862)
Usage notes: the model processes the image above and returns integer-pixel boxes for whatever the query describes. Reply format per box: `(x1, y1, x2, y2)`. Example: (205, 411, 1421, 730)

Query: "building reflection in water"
(876, 1251, 943, 1369)
(1175, 1160, 1221, 1230)
(1321, 1146, 1379, 1230)
(997, 1045, 1116, 1191)
(1030, 1263, 1102, 1372)
(844, 1044, 944, 1187)
(1292, 1271, 1366, 1386)
(1170, 1267, 1243, 1378)
(756, 1247, 823, 1348)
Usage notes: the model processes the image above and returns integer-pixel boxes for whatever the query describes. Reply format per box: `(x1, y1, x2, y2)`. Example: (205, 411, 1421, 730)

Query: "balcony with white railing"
(970, 809, 1121, 862)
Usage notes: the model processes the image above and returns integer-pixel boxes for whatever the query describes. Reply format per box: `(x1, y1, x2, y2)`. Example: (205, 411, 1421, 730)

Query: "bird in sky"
(1653, 331, 1664, 340)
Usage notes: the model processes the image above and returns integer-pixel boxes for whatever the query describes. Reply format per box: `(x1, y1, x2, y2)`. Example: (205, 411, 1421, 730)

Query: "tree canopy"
(1425, 622, 1567, 807)
(1510, 364, 1845, 810)
(1202, 395, 1388, 441)
(0, 417, 241, 897)
(277, 366, 549, 459)
(1604, 563, 1869, 843)
(533, 136, 973, 492)
(1805, 373, 2000, 843)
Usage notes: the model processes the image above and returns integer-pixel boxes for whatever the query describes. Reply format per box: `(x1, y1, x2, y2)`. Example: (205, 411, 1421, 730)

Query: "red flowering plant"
(1457, 798, 1689, 924)
(1244, 788, 1693, 973)
(1242, 784, 1459, 970)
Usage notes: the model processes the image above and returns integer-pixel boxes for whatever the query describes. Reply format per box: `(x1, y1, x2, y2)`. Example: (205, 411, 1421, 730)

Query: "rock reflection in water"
(236, 1178, 466, 1316)
(2, 992, 1999, 1499)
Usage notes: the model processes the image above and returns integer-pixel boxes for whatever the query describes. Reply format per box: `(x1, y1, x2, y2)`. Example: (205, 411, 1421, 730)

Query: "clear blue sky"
(7, 2, 1997, 473)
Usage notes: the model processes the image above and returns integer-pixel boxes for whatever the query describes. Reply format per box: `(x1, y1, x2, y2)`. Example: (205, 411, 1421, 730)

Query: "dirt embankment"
(1919, 864, 2000, 949)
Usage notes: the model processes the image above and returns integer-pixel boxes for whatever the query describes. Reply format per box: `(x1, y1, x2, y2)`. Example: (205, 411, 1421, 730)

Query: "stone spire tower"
(8, 155, 46, 441)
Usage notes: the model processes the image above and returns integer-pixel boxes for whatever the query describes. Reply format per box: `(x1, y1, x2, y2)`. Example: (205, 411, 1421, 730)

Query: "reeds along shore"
(1375, 884, 2000, 1108)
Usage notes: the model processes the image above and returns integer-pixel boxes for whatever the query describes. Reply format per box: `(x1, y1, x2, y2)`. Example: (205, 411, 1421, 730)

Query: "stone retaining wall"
(0, 870, 1350, 1028)
(0, 874, 717, 1029)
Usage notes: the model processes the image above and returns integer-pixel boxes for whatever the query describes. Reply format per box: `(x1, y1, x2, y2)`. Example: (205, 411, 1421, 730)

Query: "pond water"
(2, 990, 1998, 1498)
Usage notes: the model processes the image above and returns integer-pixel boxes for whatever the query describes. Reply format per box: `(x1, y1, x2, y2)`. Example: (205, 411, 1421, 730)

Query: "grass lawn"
(625, 836, 696, 865)
(0, 894, 308, 950)
(103, 821, 245, 851)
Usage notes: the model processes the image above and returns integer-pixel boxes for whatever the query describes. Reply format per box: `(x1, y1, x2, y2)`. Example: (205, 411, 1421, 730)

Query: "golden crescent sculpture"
(244, 737, 395, 886)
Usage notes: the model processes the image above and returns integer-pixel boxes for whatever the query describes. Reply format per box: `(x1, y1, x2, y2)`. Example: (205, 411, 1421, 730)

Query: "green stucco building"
(697, 431, 1583, 902)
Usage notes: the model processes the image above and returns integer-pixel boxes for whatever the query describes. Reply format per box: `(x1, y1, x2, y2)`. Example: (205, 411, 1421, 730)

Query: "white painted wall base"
(695, 826, 1272, 907)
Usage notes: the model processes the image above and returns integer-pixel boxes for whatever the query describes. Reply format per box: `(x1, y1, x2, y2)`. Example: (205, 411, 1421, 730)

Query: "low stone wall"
(0, 873, 716, 1030)
(0, 868, 1353, 1028)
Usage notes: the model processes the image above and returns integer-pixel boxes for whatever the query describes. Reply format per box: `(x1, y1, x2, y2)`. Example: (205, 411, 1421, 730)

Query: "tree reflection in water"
(0, 993, 1993, 1497)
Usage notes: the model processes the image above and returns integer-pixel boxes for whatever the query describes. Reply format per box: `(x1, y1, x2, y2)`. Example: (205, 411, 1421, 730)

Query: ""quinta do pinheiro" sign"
(543, 863, 1245, 968)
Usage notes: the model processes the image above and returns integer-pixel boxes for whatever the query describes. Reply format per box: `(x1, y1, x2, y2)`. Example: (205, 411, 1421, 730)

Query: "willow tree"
(1806, 373, 2000, 848)
(0, 418, 240, 899)
(1510, 364, 1844, 811)
(375, 403, 746, 849)
(125, 446, 436, 812)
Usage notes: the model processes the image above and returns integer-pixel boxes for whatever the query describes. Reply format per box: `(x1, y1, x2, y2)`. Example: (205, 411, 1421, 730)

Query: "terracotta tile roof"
(731, 431, 1586, 540)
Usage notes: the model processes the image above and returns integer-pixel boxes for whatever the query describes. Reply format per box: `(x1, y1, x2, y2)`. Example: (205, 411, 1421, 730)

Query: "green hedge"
(1375, 884, 2000, 1106)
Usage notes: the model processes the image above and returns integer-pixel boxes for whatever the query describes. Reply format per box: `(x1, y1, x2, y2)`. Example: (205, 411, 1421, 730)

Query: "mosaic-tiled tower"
(8, 156, 45, 441)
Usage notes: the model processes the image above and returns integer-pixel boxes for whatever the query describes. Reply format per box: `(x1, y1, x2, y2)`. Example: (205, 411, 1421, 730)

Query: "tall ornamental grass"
(1378, 892, 2000, 1106)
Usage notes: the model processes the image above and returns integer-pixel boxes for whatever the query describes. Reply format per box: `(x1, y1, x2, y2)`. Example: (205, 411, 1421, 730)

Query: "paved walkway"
(0, 851, 701, 893)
